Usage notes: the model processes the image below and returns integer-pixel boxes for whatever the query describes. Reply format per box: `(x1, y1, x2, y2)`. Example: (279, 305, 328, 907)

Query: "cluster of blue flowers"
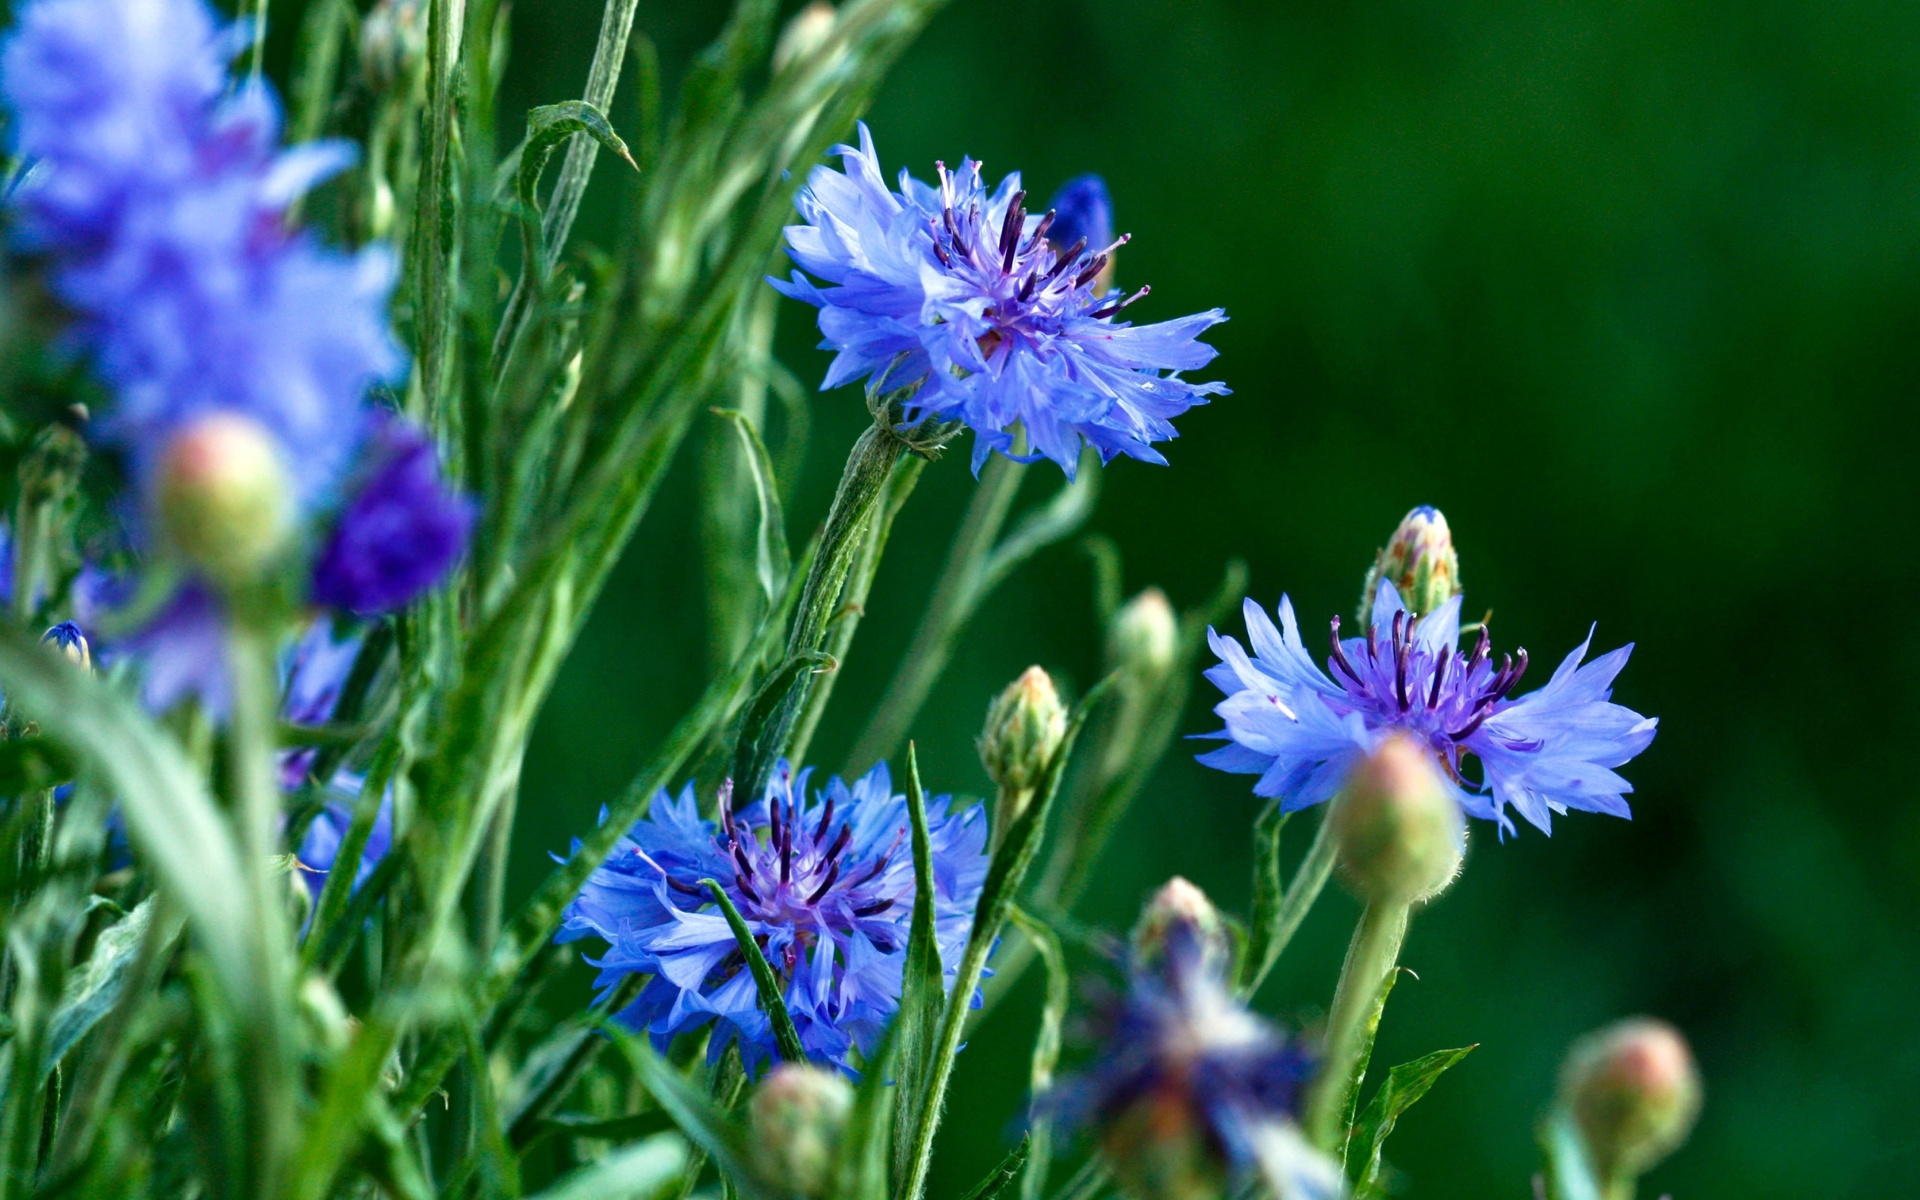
(558, 761, 989, 1077)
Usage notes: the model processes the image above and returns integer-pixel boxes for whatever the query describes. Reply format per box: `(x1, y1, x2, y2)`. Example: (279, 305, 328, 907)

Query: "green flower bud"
(773, 2, 837, 72)
(1359, 505, 1460, 624)
(979, 665, 1067, 801)
(1130, 876, 1229, 976)
(155, 413, 293, 588)
(1559, 1018, 1702, 1185)
(359, 0, 427, 93)
(1330, 735, 1464, 906)
(1107, 587, 1179, 693)
(748, 1063, 853, 1199)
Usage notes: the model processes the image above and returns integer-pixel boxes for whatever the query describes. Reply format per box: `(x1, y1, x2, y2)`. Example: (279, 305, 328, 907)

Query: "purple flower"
(119, 580, 231, 716)
(311, 417, 474, 615)
(770, 125, 1228, 477)
(1050, 918, 1339, 1200)
(1, 0, 404, 505)
(279, 615, 366, 788)
(557, 760, 990, 1077)
(1045, 175, 1113, 264)
(1199, 579, 1659, 836)
(295, 778, 395, 904)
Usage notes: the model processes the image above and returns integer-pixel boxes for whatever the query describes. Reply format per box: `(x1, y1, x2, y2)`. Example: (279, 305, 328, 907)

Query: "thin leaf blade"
(699, 878, 806, 1065)
(1349, 1044, 1477, 1194)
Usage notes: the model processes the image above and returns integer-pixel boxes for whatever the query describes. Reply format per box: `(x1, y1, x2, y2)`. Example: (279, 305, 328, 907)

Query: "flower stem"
(1239, 809, 1340, 998)
(1305, 899, 1410, 1151)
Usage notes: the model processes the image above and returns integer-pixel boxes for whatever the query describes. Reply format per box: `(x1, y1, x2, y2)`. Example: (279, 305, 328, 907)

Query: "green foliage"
(1348, 1046, 1478, 1196)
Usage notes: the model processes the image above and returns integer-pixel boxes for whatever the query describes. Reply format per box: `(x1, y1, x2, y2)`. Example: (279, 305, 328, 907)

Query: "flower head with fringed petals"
(1199, 579, 1658, 835)
(770, 124, 1228, 477)
(557, 760, 989, 1077)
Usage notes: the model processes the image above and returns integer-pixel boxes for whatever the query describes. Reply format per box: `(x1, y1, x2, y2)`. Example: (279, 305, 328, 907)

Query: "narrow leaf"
(1235, 802, 1289, 995)
(0, 736, 75, 793)
(523, 1131, 688, 1200)
(712, 408, 791, 606)
(889, 743, 946, 1182)
(840, 1021, 898, 1200)
(605, 1026, 771, 1200)
(43, 897, 175, 1081)
(962, 1136, 1030, 1200)
(1007, 908, 1067, 1200)
(699, 879, 805, 1065)
(1349, 1045, 1476, 1194)
(518, 100, 637, 213)
(1334, 967, 1403, 1168)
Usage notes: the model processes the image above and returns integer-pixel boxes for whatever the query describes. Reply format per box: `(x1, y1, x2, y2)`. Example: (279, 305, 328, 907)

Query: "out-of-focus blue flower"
(770, 124, 1227, 477)
(1050, 918, 1339, 1200)
(311, 417, 475, 615)
(295, 777, 395, 904)
(279, 615, 366, 788)
(1045, 175, 1113, 265)
(557, 760, 990, 1078)
(0, 0, 403, 505)
(1199, 579, 1658, 836)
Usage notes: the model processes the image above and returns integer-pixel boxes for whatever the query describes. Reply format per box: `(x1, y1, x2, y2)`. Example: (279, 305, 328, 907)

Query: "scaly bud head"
(979, 665, 1067, 804)
(40, 621, 90, 671)
(748, 1063, 853, 1199)
(1359, 505, 1460, 625)
(155, 413, 293, 587)
(773, 2, 836, 71)
(1330, 734, 1464, 906)
(1107, 587, 1179, 692)
(1560, 1018, 1702, 1184)
(1131, 876, 1230, 977)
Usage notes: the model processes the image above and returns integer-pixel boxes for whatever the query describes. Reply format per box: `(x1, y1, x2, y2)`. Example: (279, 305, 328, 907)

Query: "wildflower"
(310, 417, 475, 616)
(1558, 1018, 1702, 1185)
(978, 665, 1066, 831)
(556, 760, 990, 1077)
(294, 778, 395, 904)
(1052, 903, 1341, 1200)
(770, 124, 1227, 477)
(1199, 579, 1657, 835)
(40, 620, 90, 669)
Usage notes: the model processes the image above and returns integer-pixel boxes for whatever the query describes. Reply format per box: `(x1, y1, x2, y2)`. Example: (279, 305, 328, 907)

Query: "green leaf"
(1006, 908, 1067, 1200)
(43, 897, 176, 1083)
(605, 1027, 772, 1200)
(1348, 1045, 1477, 1195)
(712, 408, 791, 607)
(1333, 963, 1403, 1166)
(838, 1020, 898, 1200)
(0, 735, 75, 794)
(522, 1132, 689, 1200)
(699, 878, 805, 1064)
(889, 743, 947, 1182)
(961, 1136, 1030, 1200)
(517, 100, 638, 216)
(1237, 809, 1337, 1000)
(726, 650, 838, 804)
(1235, 802, 1289, 994)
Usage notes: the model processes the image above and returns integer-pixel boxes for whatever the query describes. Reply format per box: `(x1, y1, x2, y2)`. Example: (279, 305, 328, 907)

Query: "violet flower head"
(1050, 918, 1339, 1200)
(770, 124, 1228, 477)
(311, 417, 475, 615)
(1045, 175, 1113, 263)
(557, 760, 990, 1077)
(279, 616, 366, 788)
(1, 0, 404, 504)
(120, 580, 230, 716)
(295, 779, 395, 905)
(1199, 579, 1659, 836)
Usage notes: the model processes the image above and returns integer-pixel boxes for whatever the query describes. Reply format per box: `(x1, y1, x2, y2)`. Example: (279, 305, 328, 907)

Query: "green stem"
(849, 452, 1024, 768)
(1305, 901, 1410, 1150)
(1239, 810, 1339, 998)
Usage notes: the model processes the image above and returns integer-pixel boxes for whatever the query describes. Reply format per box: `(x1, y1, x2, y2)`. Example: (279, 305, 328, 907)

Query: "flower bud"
(1359, 505, 1460, 624)
(155, 413, 293, 587)
(1330, 735, 1464, 906)
(772, 2, 836, 72)
(40, 621, 90, 671)
(1559, 1018, 1702, 1184)
(979, 665, 1067, 802)
(1107, 587, 1178, 694)
(748, 1063, 853, 1199)
(359, 0, 426, 93)
(1130, 876, 1230, 977)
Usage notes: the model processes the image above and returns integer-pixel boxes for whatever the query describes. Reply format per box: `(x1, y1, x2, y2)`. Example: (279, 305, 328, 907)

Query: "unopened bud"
(156, 413, 293, 587)
(979, 666, 1067, 802)
(40, 621, 90, 671)
(1559, 1018, 1702, 1184)
(773, 2, 836, 72)
(1359, 505, 1460, 625)
(1107, 587, 1178, 692)
(1131, 877, 1229, 976)
(748, 1063, 853, 1199)
(1330, 735, 1464, 905)
(359, 0, 427, 92)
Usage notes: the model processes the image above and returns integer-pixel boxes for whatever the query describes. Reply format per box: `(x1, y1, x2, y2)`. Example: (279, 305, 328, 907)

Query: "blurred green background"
(355, 0, 1920, 1194)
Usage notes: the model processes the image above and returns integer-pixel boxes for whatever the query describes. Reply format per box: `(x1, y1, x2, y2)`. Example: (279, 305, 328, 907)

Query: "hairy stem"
(1305, 900, 1410, 1150)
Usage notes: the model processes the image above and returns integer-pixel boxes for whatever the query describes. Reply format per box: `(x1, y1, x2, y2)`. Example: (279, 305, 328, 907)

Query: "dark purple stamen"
(1025, 209, 1056, 251)
(1329, 617, 1364, 686)
(732, 841, 756, 881)
(853, 900, 894, 917)
(1428, 645, 1452, 708)
(1088, 284, 1150, 320)
(999, 190, 1027, 273)
(1043, 239, 1087, 283)
(1393, 612, 1411, 711)
(820, 823, 852, 867)
(805, 861, 841, 905)
(814, 796, 836, 842)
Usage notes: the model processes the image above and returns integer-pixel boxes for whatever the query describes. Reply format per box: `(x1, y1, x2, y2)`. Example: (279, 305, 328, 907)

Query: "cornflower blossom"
(1050, 918, 1341, 1200)
(1200, 579, 1658, 835)
(311, 417, 476, 616)
(771, 124, 1228, 477)
(558, 761, 990, 1077)
(294, 778, 395, 905)
(279, 616, 366, 788)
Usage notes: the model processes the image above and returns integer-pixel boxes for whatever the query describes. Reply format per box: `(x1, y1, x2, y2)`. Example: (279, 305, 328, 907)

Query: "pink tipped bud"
(1360, 505, 1460, 624)
(1131, 876, 1229, 975)
(748, 1063, 853, 1198)
(980, 665, 1067, 802)
(1331, 735, 1464, 905)
(156, 413, 293, 586)
(1559, 1018, 1702, 1183)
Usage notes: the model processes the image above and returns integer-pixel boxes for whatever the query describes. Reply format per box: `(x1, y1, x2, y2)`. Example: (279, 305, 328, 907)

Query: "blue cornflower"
(1050, 917, 1340, 1200)
(311, 416, 475, 616)
(1200, 579, 1659, 836)
(557, 760, 990, 1077)
(1, 0, 403, 504)
(295, 777, 395, 905)
(770, 125, 1228, 477)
